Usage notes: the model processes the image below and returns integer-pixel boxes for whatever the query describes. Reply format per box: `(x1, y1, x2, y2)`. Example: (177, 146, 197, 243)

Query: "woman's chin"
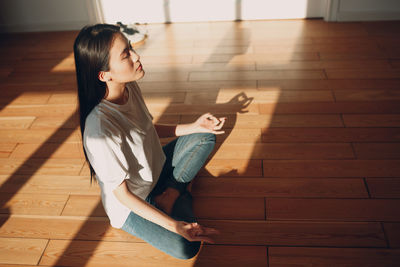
(136, 71, 145, 80)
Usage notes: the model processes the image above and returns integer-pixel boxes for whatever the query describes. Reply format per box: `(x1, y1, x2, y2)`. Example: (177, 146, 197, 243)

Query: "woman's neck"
(104, 82, 128, 105)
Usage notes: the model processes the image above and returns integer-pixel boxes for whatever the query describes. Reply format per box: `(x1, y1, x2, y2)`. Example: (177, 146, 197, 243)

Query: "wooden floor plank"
(0, 215, 140, 242)
(147, 102, 260, 115)
(144, 62, 257, 73)
(193, 197, 265, 220)
(201, 159, 262, 177)
(194, 245, 268, 267)
(353, 143, 400, 159)
(253, 43, 382, 54)
(0, 104, 76, 117)
(189, 70, 326, 81)
(257, 79, 400, 90)
(326, 69, 400, 79)
(216, 128, 262, 143)
(30, 116, 78, 129)
(334, 90, 400, 102)
(192, 52, 319, 64)
(139, 80, 257, 93)
(366, 178, 400, 198)
(384, 223, 400, 248)
(262, 127, 400, 143)
(191, 177, 368, 198)
(185, 90, 334, 104)
(319, 51, 388, 60)
(10, 142, 84, 159)
(0, 237, 48, 265)
(211, 143, 355, 160)
(262, 159, 400, 177)
(182, 114, 344, 128)
(39, 240, 267, 267)
(0, 144, 16, 158)
(197, 220, 385, 247)
(61, 195, 104, 217)
(266, 198, 400, 221)
(0, 158, 84, 175)
(259, 101, 400, 114)
(0, 117, 36, 129)
(0, 193, 69, 216)
(0, 174, 99, 195)
(60, 195, 265, 220)
(0, 92, 52, 105)
(343, 114, 400, 127)
(0, 129, 81, 144)
(269, 247, 400, 267)
(40, 239, 197, 267)
(257, 59, 392, 70)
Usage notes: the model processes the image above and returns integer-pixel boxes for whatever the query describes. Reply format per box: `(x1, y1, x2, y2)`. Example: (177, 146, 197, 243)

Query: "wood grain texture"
(259, 101, 400, 114)
(211, 143, 355, 159)
(343, 114, 400, 127)
(263, 160, 400, 177)
(197, 220, 385, 247)
(269, 247, 400, 267)
(0, 174, 99, 195)
(262, 127, 400, 143)
(384, 223, 400, 248)
(39, 240, 267, 267)
(0, 193, 68, 215)
(0, 215, 140, 242)
(266, 198, 400, 221)
(0, 237, 48, 265)
(1, 19, 400, 266)
(366, 178, 400, 198)
(191, 177, 368, 198)
(0, 158, 84, 175)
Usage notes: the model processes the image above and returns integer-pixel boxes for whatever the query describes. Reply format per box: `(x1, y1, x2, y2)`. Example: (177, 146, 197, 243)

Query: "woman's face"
(107, 33, 144, 83)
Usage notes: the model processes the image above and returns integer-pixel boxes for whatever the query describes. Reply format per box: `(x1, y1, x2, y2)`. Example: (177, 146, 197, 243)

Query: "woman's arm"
(114, 180, 177, 232)
(155, 113, 226, 138)
(113, 180, 218, 242)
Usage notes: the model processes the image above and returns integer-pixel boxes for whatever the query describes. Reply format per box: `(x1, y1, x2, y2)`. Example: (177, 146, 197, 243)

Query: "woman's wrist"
(175, 123, 195, 136)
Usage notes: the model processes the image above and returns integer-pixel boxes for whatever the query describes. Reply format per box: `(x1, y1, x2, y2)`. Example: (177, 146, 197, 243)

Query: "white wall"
(0, 0, 93, 32)
(96, 0, 327, 24)
(0, 0, 327, 32)
(327, 0, 400, 21)
(0, 0, 399, 32)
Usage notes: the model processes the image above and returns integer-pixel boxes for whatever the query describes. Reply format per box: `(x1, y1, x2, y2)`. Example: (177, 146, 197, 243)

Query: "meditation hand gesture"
(176, 221, 220, 243)
(192, 113, 226, 135)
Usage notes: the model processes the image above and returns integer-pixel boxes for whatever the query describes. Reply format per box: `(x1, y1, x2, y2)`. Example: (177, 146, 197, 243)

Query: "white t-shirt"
(83, 82, 166, 228)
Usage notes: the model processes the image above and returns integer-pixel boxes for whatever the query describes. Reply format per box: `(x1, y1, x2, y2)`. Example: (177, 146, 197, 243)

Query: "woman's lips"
(137, 64, 142, 71)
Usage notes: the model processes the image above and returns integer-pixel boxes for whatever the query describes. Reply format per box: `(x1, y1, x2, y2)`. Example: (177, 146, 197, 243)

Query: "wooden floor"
(1, 19, 400, 266)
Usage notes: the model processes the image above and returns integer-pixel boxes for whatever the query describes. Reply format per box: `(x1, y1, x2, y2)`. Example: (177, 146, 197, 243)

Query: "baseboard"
(337, 11, 400, 21)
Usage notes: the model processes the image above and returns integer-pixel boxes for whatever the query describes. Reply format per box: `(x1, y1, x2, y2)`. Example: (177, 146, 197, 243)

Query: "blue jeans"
(121, 133, 216, 259)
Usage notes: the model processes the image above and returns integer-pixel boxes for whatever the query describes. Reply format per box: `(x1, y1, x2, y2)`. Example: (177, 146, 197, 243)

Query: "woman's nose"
(131, 51, 140, 62)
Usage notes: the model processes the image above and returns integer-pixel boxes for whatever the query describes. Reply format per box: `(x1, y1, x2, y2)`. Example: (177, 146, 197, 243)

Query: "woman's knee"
(199, 132, 216, 144)
(173, 240, 201, 260)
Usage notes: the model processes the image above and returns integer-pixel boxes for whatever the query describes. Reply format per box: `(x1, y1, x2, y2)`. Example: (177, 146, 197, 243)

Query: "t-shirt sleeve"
(84, 134, 129, 191)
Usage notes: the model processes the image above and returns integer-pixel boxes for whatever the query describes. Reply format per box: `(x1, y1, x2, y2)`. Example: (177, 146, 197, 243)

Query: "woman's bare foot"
(154, 187, 180, 215)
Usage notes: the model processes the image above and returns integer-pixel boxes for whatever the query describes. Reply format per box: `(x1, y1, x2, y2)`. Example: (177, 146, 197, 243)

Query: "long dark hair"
(73, 24, 120, 183)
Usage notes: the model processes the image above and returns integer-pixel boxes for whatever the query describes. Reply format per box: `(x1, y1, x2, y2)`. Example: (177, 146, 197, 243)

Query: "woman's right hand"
(176, 221, 220, 243)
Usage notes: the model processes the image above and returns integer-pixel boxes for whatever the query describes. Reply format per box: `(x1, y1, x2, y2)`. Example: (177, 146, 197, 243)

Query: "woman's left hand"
(192, 113, 226, 135)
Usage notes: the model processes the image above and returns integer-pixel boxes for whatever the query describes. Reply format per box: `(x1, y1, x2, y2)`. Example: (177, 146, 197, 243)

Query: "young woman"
(73, 24, 226, 259)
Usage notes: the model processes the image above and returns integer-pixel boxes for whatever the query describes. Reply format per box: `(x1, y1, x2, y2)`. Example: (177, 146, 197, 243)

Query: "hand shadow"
(196, 92, 254, 178)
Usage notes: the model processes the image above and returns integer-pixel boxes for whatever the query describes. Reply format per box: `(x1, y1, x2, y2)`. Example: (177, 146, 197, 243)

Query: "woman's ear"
(98, 71, 111, 82)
